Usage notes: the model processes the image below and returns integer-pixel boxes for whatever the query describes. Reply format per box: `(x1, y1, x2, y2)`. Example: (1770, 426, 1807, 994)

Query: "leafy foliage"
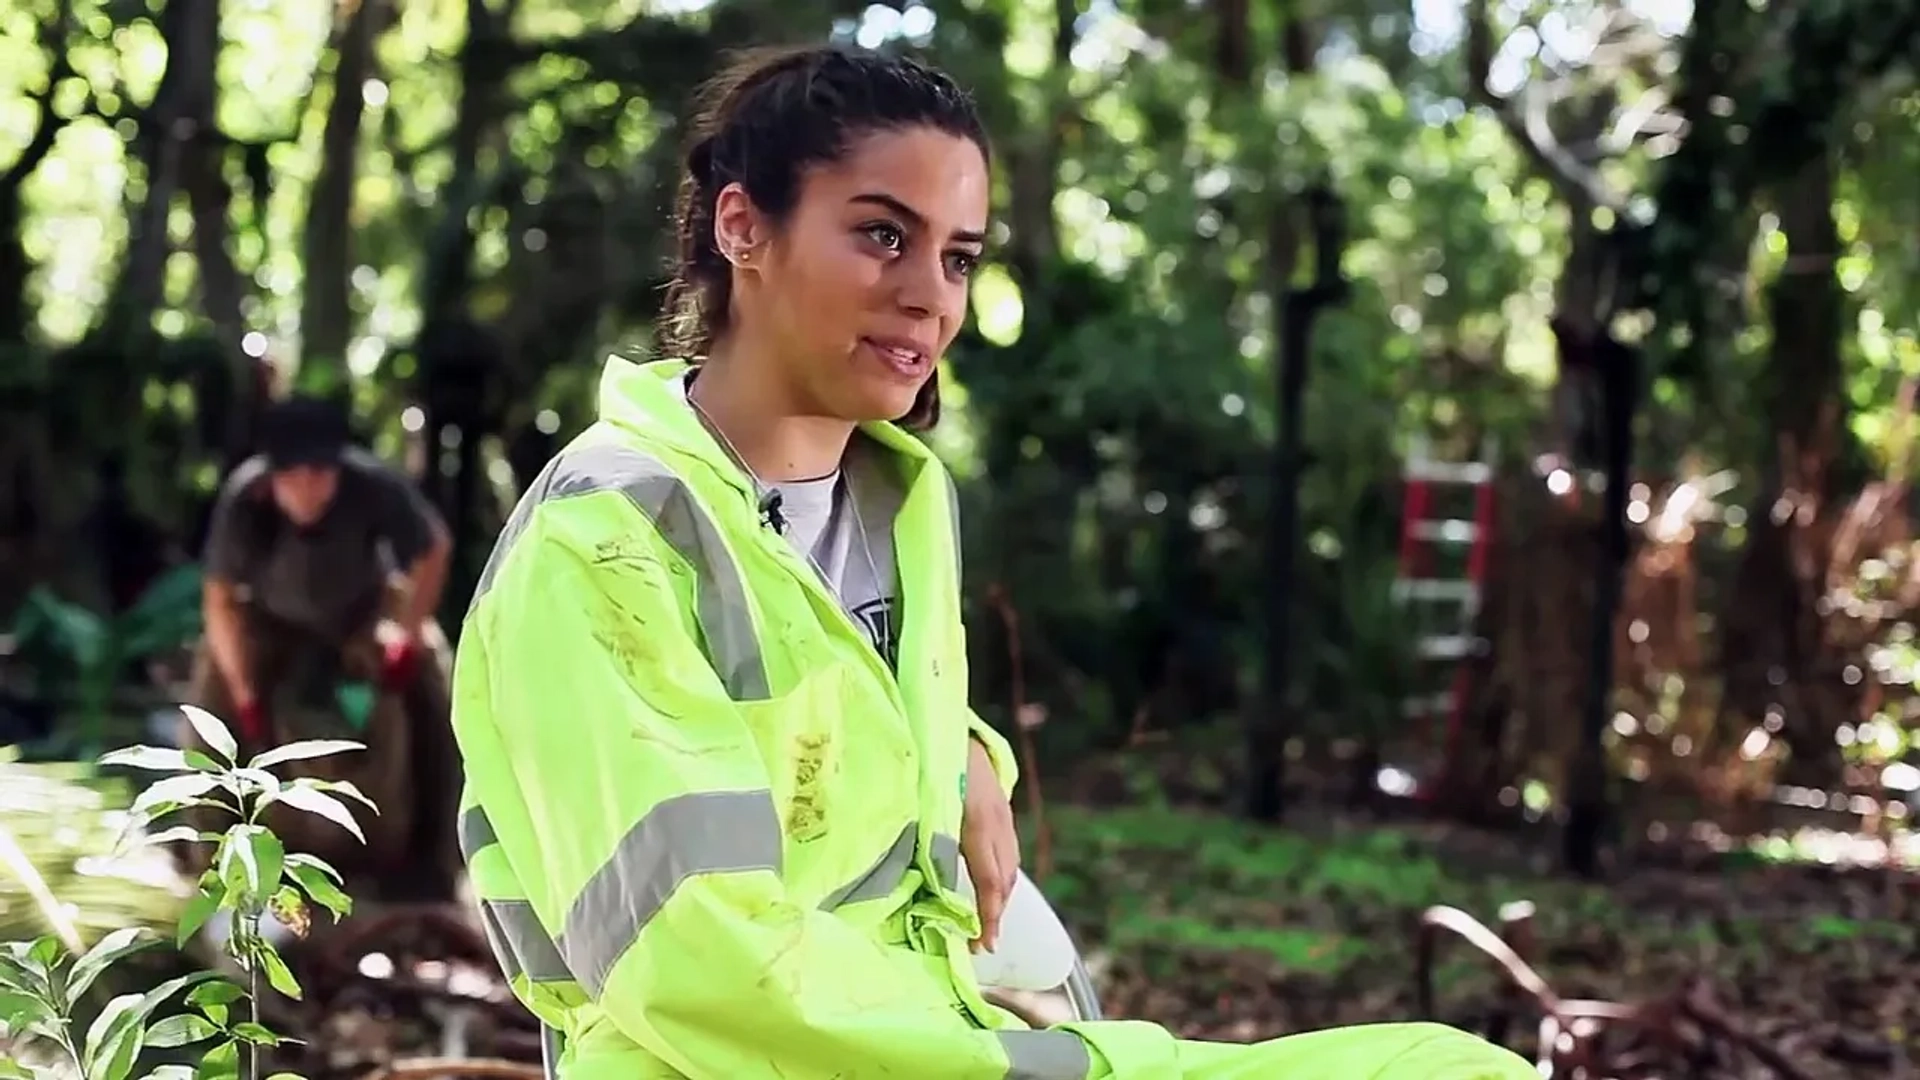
(0, 708, 370, 1080)
(5, 567, 205, 755)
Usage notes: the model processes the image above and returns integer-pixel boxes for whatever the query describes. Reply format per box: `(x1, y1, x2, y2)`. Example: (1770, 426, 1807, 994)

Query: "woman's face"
(724, 126, 990, 423)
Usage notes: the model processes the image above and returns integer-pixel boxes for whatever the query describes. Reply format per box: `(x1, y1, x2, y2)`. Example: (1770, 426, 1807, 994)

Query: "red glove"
(237, 699, 269, 745)
(380, 637, 424, 691)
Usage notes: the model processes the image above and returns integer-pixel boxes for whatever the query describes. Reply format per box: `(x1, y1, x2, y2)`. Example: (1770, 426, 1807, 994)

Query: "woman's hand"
(960, 737, 1019, 952)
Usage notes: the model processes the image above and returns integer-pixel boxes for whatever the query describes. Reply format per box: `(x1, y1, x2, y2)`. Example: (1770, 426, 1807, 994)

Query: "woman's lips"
(861, 336, 932, 378)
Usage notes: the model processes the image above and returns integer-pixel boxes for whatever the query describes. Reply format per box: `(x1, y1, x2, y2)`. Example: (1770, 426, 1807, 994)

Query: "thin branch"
(1464, 0, 1625, 212)
(986, 583, 1052, 882)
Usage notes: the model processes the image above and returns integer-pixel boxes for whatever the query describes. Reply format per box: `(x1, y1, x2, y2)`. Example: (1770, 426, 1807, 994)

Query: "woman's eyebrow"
(847, 192, 987, 246)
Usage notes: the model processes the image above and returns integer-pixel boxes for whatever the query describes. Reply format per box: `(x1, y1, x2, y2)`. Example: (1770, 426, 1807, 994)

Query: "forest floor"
(1042, 801, 1916, 1079)
(7, 755, 1920, 1079)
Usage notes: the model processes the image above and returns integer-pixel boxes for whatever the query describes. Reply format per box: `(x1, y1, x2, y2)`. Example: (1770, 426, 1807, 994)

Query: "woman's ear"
(711, 182, 767, 268)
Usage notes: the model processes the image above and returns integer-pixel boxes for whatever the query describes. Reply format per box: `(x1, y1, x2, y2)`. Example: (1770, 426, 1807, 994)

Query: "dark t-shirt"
(203, 448, 439, 640)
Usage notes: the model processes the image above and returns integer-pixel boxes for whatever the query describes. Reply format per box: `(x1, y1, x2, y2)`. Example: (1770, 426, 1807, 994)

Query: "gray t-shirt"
(203, 447, 439, 641)
(674, 375, 902, 667)
(770, 448, 903, 668)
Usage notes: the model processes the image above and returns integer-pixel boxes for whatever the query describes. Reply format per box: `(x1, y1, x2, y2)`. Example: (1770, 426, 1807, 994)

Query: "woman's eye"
(862, 223, 905, 251)
(947, 252, 980, 278)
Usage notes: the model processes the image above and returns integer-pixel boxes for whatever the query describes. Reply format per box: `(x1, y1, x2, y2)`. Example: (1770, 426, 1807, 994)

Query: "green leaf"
(304, 777, 378, 813)
(286, 863, 352, 921)
(176, 881, 224, 948)
(120, 564, 206, 630)
(129, 773, 226, 820)
(230, 1020, 282, 1044)
(81, 992, 144, 1077)
(180, 705, 237, 763)
(229, 767, 282, 795)
(99, 745, 194, 772)
(0, 1061, 33, 1080)
(94, 1020, 147, 1080)
(186, 976, 244, 1026)
(117, 971, 220, 1048)
(26, 935, 61, 969)
(184, 749, 225, 772)
(0, 948, 38, 992)
(248, 826, 286, 898)
(249, 739, 366, 771)
(145, 1012, 222, 1047)
(217, 825, 267, 900)
(256, 943, 302, 1001)
(262, 785, 365, 842)
(131, 824, 216, 855)
(68, 927, 156, 1003)
(196, 1038, 240, 1080)
(0, 989, 55, 1032)
(263, 1073, 307, 1080)
(186, 980, 246, 1009)
(138, 1067, 199, 1080)
(18, 587, 107, 667)
(282, 853, 341, 882)
(149, 825, 218, 845)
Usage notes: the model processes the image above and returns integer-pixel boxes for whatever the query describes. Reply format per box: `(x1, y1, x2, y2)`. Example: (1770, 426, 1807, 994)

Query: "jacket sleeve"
(946, 469, 1019, 800)
(460, 507, 1088, 1079)
(967, 710, 1020, 800)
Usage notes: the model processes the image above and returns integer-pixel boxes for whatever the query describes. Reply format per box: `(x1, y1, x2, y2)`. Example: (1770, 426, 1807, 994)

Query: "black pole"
(1562, 329, 1639, 875)
(1246, 185, 1350, 822)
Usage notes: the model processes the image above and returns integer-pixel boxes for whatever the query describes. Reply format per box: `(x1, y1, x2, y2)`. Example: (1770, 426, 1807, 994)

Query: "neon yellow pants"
(559, 1017, 1530, 1078)
(1072, 1019, 1538, 1079)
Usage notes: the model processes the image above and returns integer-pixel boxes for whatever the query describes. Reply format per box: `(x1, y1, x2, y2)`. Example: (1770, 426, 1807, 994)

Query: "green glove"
(335, 680, 375, 733)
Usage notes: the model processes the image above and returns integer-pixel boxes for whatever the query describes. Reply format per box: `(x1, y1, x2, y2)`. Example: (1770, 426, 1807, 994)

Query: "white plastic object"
(958, 859, 1079, 992)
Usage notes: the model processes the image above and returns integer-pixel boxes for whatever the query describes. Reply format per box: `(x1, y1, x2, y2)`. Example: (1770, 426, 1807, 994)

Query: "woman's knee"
(1209, 1021, 1529, 1079)
(1365, 1022, 1533, 1078)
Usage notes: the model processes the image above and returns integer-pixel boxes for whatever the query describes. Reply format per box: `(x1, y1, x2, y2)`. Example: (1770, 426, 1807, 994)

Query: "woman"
(450, 43, 1533, 1079)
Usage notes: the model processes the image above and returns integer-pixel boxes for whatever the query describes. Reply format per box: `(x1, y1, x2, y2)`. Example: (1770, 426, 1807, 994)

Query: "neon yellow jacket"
(452, 356, 1537, 1080)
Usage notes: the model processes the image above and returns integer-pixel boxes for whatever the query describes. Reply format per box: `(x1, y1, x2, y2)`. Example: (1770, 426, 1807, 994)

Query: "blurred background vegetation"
(4, 0, 1920, 1075)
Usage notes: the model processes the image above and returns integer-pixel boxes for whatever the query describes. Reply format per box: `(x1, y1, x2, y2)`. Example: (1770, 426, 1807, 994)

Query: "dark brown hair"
(661, 44, 989, 430)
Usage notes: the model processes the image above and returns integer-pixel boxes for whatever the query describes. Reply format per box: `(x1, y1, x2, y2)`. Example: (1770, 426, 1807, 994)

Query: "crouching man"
(182, 395, 461, 905)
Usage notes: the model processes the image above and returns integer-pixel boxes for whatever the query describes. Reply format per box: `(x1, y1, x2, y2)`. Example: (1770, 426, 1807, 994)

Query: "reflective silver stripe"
(822, 823, 917, 909)
(560, 788, 784, 995)
(458, 804, 496, 859)
(481, 899, 571, 983)
(539, 1024, 564, 1080)
(473, 439, 770, 700)
(999, 1030, 1091, 1080)
(931, 831, 961, 891)
(822, 825, 965, 909)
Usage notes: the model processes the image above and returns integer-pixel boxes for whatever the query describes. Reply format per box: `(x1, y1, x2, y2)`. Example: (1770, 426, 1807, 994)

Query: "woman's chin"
(833, 384, 926, 425)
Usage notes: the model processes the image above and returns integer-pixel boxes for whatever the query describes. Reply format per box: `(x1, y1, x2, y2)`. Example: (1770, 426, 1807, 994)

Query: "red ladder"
(1392, 436, 1497, 797)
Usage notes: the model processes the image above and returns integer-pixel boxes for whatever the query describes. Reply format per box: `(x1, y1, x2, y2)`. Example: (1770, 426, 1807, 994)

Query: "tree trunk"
(1720, 150, 1849, 786)
(300, 0, 387, 392)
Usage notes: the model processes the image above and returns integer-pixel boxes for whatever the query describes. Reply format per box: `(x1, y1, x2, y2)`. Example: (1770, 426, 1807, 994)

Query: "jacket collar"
(594, 355, 935, 495)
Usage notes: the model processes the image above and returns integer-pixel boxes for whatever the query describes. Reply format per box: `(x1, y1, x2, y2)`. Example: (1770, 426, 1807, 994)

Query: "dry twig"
(1417, 903, 1815, 1079)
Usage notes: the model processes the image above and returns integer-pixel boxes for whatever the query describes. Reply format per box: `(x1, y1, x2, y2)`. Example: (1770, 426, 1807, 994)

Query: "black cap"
(260, 396, 350, 469)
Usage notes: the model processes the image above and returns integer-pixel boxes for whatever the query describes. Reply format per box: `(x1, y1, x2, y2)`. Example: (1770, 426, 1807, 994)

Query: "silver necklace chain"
(685, 386, 890, 649)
